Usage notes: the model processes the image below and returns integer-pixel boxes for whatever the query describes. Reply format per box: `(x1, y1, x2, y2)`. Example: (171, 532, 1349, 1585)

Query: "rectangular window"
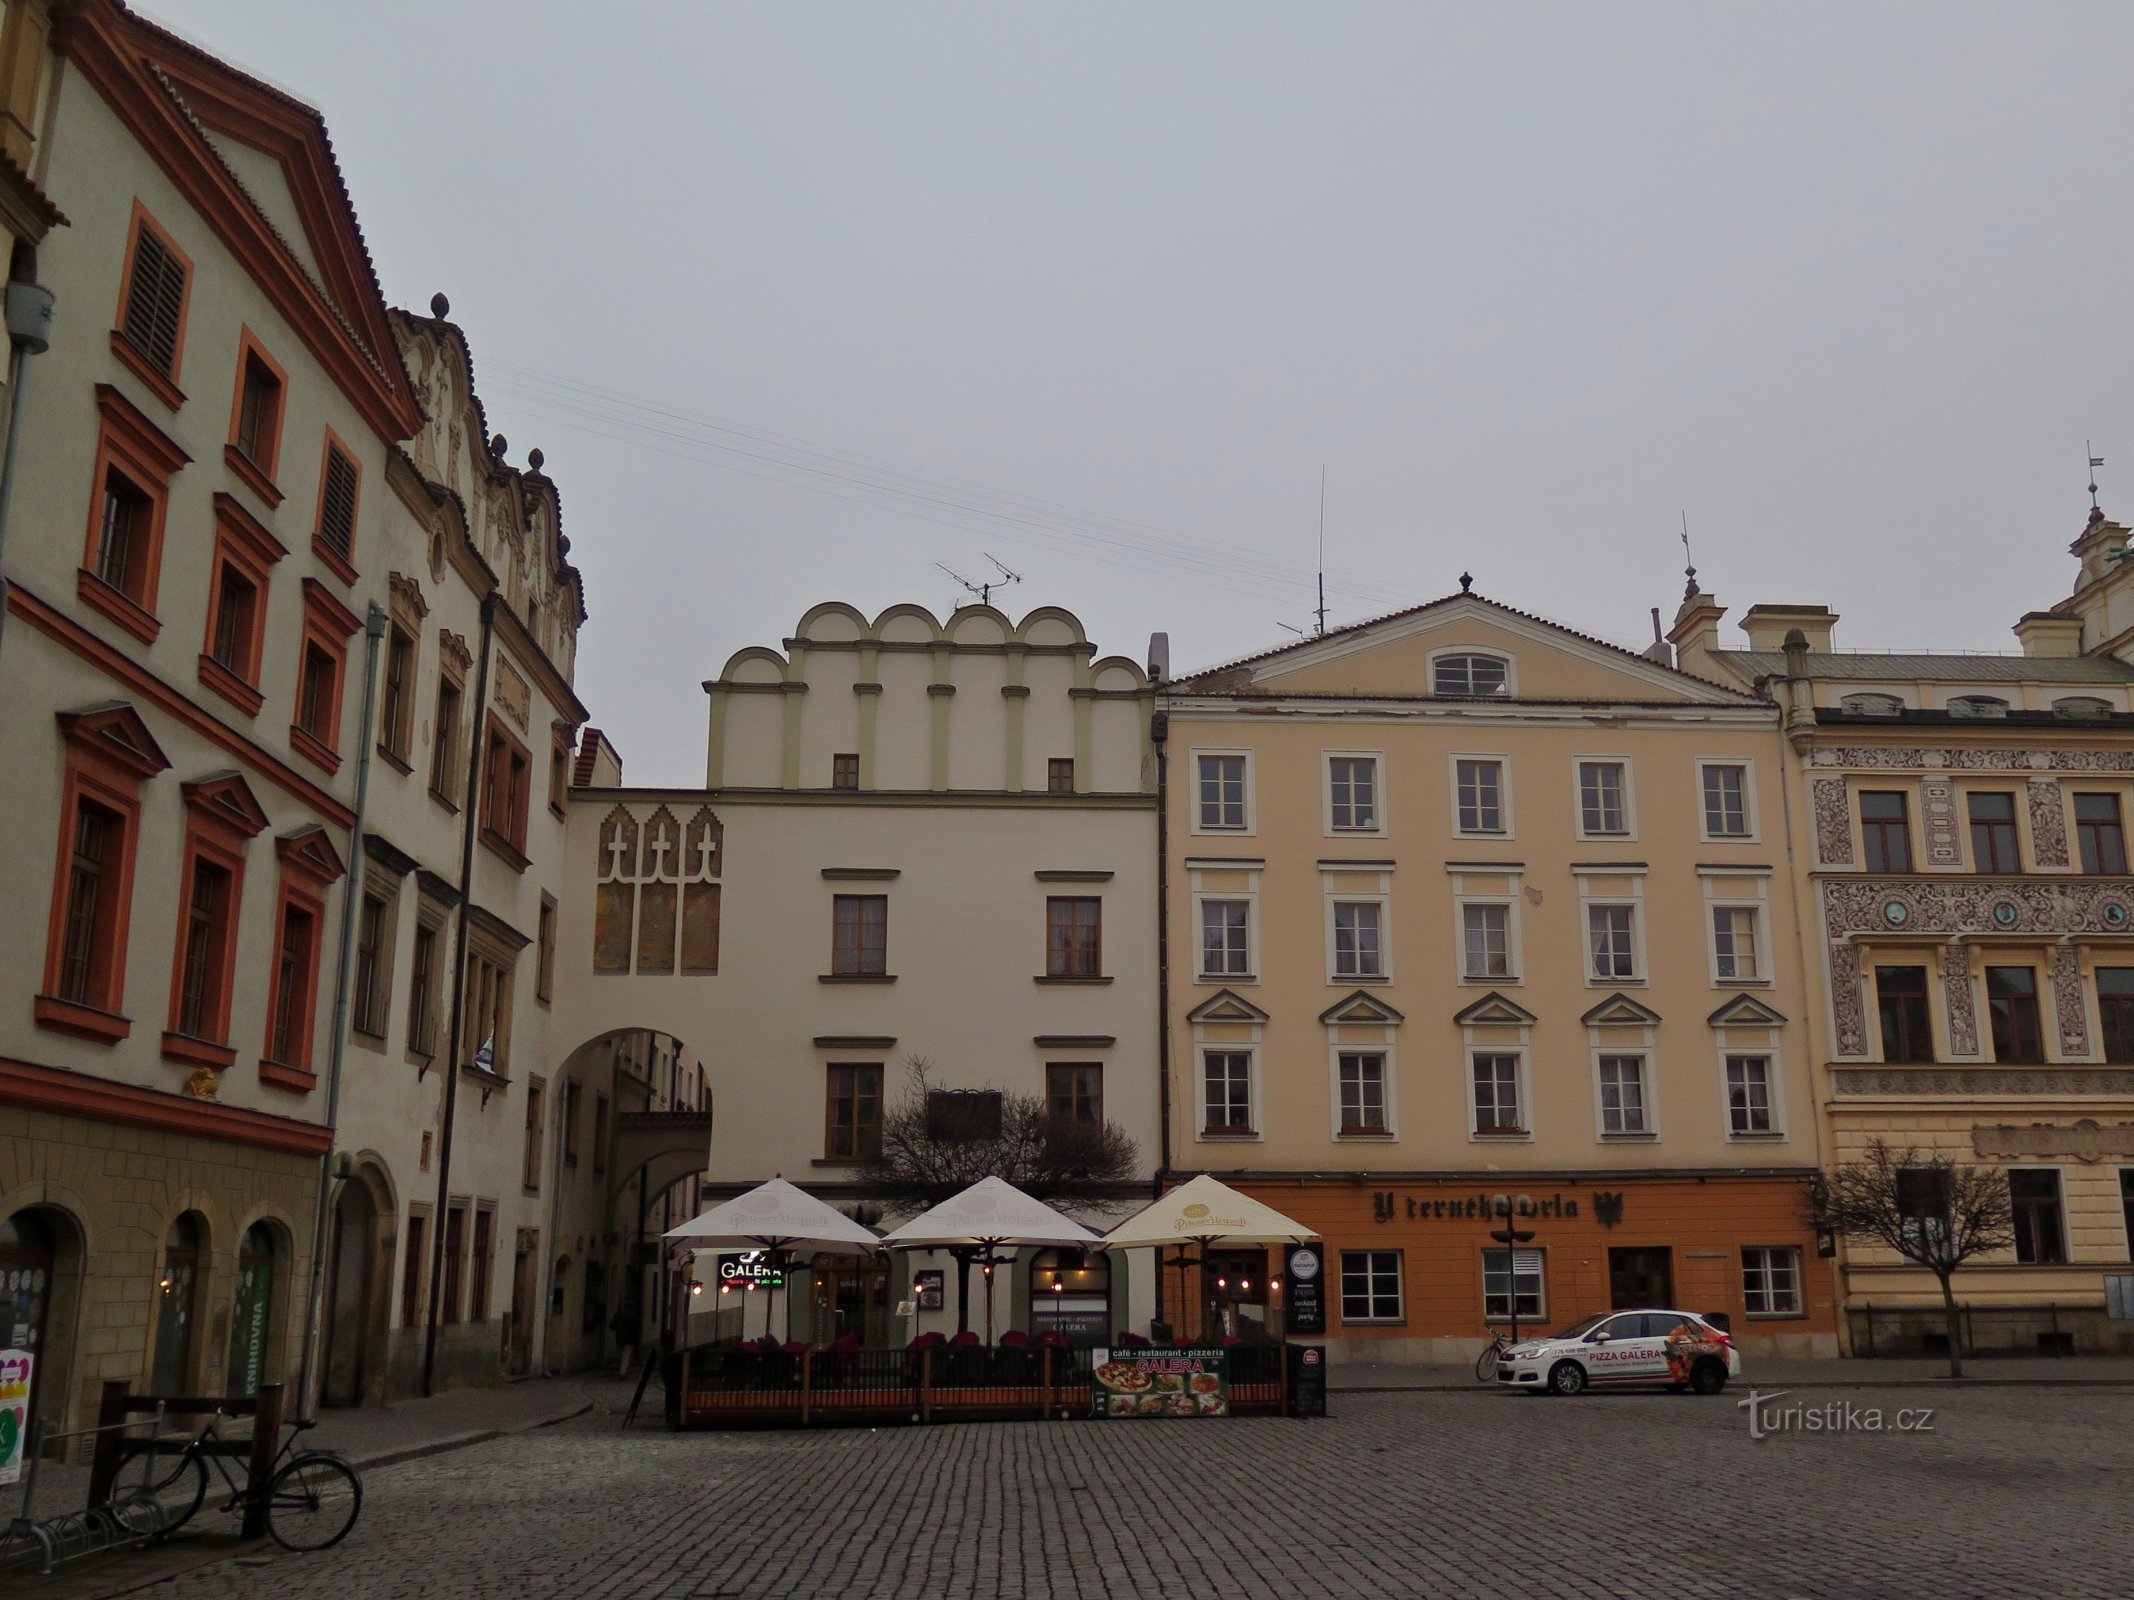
(1339, 1250, 1403, 1322)
(831, 894, 888, 975)
(408, 922, 440, 1057)
(1338, 1052, 1388, 1134)
(233, 351, 283, 468)
(1047, 758, 1075, 794)
(2123, 1169, 2134, 1256)
(118, 212, 189, 378)
(430, 677, 462, 801)
(352, 892, 388, 1037)
(1896, 1166, 1952, 1254)
(479, 722, 533, 859)
(1461, 902, 1511, 979)
(1577, 761, 1627, 836)
(832, 753, 859, 790)
(57, 804, 119, 1007)
(522, 1079, 545, 1191)
(2099, 969, 2134, 1066)
(1986, 966, 2044, 1063)
(1329, 756, 1379, 831)
(1597, 1054, 1649, 1136)
(1455, 759, 1505, 834)
(441, 1205, 465, 1324)
(1197, 755, 1247, 830)
(825, 1063, 884, 1160)
(175, 858, 232, 1040)
(268, 901, 317, 1066)
(94, 469, 151, 601)
(401, 1214, 427, 1328)
(1701, 763, 1750, 838)
(2010, 1169, 2067, 1265)
(1860, 790, 1913, 873)
(1046, 1062, 1102, 1124)
(1046, 896, 1102, 977)
(1203, 1050, 1253, 1134)
(2076, 793, 2128, 876)
(1587, 904, 1637, 981)
(209, 564, 256, 675)
(927, 1089, 1003, 1143)
(461, 951, 513, 1076)
(537, 896, 557, 1003)
(470, 1210, 495, 1325)
(1198, 899, 1251, 979)
(549, 733, 569, 817)
(1482, 1248, 1544, 1320)
(1741, 1247, 1802, 1316)
(379, 627, 414, 762)
(1332, 901, 1384, 979)
(297, 644, 336, 741)
(1471, 1054, 1523, 1135)
(1725, 1055, 1775, 1135)
(316, 442, 361, 568)
(1876, 965, 1934, 1063)
(1968, 791, 2020, 873)
(1711, 906, 1761, 982)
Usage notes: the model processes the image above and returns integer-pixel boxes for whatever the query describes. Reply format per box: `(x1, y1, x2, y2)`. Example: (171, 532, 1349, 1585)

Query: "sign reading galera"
(1369, 1191, 1621, 1224)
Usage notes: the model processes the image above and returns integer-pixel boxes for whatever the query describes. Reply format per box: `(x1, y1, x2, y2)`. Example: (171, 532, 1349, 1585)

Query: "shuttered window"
(318, 447, 360, 563)
(121, 225, 188, 376)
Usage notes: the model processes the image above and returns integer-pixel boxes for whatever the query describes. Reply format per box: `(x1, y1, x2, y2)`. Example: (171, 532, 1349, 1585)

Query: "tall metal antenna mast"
(1315, 466, 1328, 637)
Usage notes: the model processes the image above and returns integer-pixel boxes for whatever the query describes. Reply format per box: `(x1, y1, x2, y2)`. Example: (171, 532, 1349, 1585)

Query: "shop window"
(1700, 763, 1752, 839)
(1332, 901, 1384, 979)
(2099, 970, 2134, 1066)
(479, 716, 533, 867)
(1860, 790, 1912, 873)
(113, 204, 192, 403)
(1986, 967, 2044, 1064)
(150, 1214, 204, 1395)
(1046, 758, 1074, 795)
(1198, 899, 1251, 980)
(831, 894, 887, 976)
(401, 1212, 428, 1328)
(1471, 1054, 1525, 1136)
(1967, 792, 2021, 874)
(225, 330, 287, 501)
(1577, 760, 1628, 837)
(1876, 966, 1934, 1063)
(832, 753, 860, 791)
(1328, 756, 1379, 832)
(1724, 1055, 1777, 1136)
(226, 1225, 275, 1397)
(1338, 1052, 1388, 1135)
(2, 1211, 60, 1430)
(522, 1079, 546, 1192)
(1741, 1247, 1802, 1317)
(312, 431, 363, 581)
(79, 388, 190, 644)
(1711, 906, 1761, 982)
(1202, 1050, 1254, 1136)
(1455, 758, 1506, 834)
(1195, 753, 1248, 831)
(1031, 1248, 1110, 1347)
(290, 580, 361, 775)
(1045, 896, 1102, 977)
(260, 828, 345, 1090)
(2076, 793, 2128, 876)
(1432, 653, 1508, 696)
(2009, 1170, 2067, 1265)
(1046, 1063, 1102, 1125)
(1461, 902, 1513, 980)
(441, 1204, 466, 1324)
(1597, 1054, 1649, 1136)
(1340, 1251, 1403, 1323)
(819, 1066, 879, 1169)
(1482, 1248, 1544, 1321)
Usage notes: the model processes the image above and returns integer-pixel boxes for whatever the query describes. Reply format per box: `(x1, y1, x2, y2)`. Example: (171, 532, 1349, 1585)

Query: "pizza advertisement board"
(1090, 1347, 1228, 1419)
(0, 1348, 31, 1486)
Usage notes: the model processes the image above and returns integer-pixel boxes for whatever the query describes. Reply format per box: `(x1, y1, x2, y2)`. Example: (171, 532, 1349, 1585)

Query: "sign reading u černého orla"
(1369, 1191, 1623, 1224)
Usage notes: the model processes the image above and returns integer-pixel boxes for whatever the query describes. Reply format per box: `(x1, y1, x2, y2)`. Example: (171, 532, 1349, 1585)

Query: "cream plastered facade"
(1686, 515, 2134, 1355)
(555, 602, 1160, 1345)
(1162, 593, 1838, 1360)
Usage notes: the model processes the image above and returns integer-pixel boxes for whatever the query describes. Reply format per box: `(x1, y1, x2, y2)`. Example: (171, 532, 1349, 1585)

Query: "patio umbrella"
(1098, 1175, 1313, 1341)
(880, 1176, 1098, 1340)
(663, 1178, 881, 1340)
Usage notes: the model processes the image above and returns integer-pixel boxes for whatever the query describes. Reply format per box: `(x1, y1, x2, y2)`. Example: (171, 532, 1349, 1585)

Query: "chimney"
(1639, 607, 1674, 666)
(1667, 588, 1727, 680)
(1146, 632, 1170, 683)
(2013, 611, 2085, 658)
(1740, 604, 1837, 653)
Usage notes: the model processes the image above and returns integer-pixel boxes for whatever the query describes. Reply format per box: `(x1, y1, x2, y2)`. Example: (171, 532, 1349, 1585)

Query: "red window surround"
(223, 326, 288, 509)
(478, 713, 532, 871)
(78, 385, 192, 646)
(290, 577, 361, 775)
(309, 427, 362, 586)
(37, 704, 172, 1043)
(109, 201, 193, 411)
(259, 825, 346, 1093)
(162, 773, 271, 1073)
(198, 493, 287, 719)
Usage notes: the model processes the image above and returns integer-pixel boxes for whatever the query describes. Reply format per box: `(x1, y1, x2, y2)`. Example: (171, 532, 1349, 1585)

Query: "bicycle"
(1474, 1332, 1512, 1383)
(137, 1410, 362, 1552)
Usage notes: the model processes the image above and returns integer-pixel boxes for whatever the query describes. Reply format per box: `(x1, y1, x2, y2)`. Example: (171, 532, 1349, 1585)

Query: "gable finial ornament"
(1680, 510, 1700, 599)
(1458, 571, 1473, 594)
(429, 291, 450, 318)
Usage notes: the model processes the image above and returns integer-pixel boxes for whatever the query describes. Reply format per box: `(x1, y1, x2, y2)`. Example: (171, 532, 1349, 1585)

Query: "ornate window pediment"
(1320, 990, 1405, 1026)
(1453, 991, 1537, 1027)
(1708, 993, 1787, 1028)
(1580, 993, 1662, 1027)
(1187, 988, 1270, 1025)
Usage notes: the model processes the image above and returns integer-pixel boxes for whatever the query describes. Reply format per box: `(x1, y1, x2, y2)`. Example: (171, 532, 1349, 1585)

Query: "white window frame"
(1190, 748, 1255, 836)
(1721, 1050, 1786, 1140)
(1330, 1045, 1397, 1139)
(1708, 902, 1768, 986)
(1584, 901, 1644, 985)
(1338, 1249, 1405, 1324)
(1450, 753, 1513, 839)
(1193, 893, 1257, 983)
(1426, 645, 1516, 698)
(1196, 1045, 1260, 1140)
(1593, 1050, 1656, 1140)
(1327, 895, 1390, 983)
(1695, 757, 1760, 843)
(1572, 756, 1636, 841)
(1457, 898, 1519, 984)
(1323, 750, 1387, 838)
(1481, 1246, 1546, 1322)
(1741, 1246, 1804, 1317)
(1467, 1048, 1530, 1140)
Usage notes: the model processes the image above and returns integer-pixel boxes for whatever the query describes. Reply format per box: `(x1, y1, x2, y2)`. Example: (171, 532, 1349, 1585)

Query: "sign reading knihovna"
(1092, 1348, 1228, 1418)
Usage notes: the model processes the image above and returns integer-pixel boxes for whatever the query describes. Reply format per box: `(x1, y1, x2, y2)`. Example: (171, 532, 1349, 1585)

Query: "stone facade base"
(1847, 1303, 2134, 1359)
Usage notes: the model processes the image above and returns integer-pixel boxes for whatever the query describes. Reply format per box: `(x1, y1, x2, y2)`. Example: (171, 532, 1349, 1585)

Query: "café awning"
(662, 1177, 881, 1255)
(879, 1176, 1099, 1250)
(1098, 1175, 1313, 1249)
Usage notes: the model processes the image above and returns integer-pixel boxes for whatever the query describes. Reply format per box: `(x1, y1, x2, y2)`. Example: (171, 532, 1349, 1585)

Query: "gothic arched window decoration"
(593, 806, 640, 974)
(590, 804, 721, 977)
(636, 807, 683, 975)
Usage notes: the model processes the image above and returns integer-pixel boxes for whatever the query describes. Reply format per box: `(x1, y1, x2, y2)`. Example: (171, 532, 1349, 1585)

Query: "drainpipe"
(422, 594, 496, 1395)
(295, 602, 388, 1415)
(0, 252, 57, 671)
(1150, 705, 1171, 1331)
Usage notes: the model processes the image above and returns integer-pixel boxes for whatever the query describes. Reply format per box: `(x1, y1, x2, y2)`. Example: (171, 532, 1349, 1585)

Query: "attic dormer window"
(2053, 696, 2113, 720)
(1840, 693, 1904, 717)
(1432, 653, 1510, 696)
(1947, 696, 2009, 720)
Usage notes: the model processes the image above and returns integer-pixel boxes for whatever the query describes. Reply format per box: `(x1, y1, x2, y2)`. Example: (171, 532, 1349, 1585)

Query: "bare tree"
(860, 1058, 1141, 1330)
(1808, 1140, 2013, 1378)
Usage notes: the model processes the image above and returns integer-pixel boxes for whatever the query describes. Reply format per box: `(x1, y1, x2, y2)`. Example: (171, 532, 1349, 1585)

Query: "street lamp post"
(1489, 1194, 1537, 1351)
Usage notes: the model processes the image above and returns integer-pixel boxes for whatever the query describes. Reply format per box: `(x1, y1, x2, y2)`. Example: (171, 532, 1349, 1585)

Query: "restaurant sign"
(715, 1251, 785, 1290)
(1370, 1191, 1600, 1224)
(1091, 1348, 1227, 1418)
(1284, 1244, 1326, 1336)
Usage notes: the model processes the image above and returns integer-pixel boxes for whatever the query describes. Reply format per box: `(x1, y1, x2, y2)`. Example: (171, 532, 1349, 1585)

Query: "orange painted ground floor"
(1160, 1171, 1841, 1364)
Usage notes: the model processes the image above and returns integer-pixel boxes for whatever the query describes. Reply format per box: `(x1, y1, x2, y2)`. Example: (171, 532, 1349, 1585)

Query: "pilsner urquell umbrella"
(880, 1176, 1098, 1341)
(663, 1178, 882, 1342)
(1098, 1175, 1313, 1341)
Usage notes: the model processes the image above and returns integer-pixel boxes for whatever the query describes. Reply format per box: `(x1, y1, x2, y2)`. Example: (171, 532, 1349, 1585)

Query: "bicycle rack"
(1, 1406, 175, 1576)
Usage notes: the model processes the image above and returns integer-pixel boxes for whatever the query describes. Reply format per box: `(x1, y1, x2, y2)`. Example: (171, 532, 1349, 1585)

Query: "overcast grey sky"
(153, 1, 2134, 784)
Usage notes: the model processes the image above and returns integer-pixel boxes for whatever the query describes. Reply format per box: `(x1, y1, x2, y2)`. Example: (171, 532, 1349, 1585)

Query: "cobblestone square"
(151, 1385, 2134, 1600)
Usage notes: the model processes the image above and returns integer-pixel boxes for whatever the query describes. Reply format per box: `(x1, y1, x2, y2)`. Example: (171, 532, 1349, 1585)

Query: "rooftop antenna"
(1679, 510, 1699, 599)
(934, 556, 1021, 610)
(1314, 466, 1329, 637)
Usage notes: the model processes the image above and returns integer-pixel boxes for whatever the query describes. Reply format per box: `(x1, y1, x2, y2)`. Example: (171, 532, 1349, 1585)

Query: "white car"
(1496, 1309, 1740, 1397)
